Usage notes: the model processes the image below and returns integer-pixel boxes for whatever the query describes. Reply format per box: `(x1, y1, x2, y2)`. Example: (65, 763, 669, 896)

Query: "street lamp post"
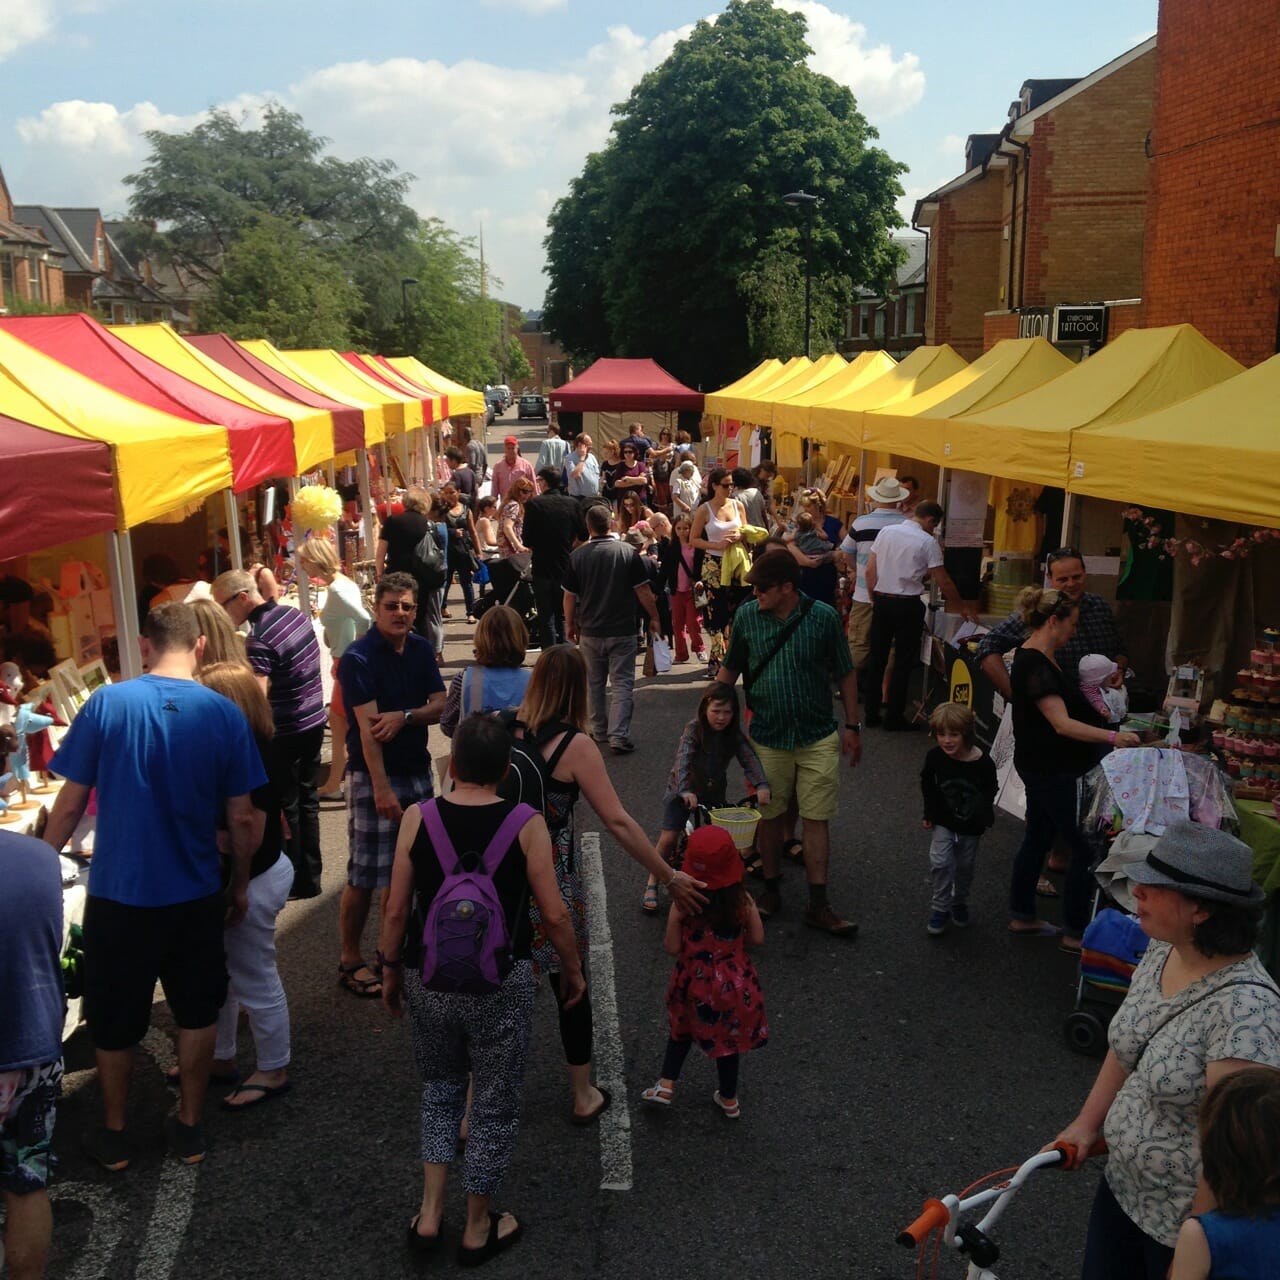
(400, 276, 419, 355)
(782, 190, 821, 358)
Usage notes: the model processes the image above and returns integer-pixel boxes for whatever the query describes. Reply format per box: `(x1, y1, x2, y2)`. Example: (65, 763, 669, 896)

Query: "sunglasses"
(381, 601, 416, 613)
(1046, 547, 1082, 565)
(214, 589, 246, 608)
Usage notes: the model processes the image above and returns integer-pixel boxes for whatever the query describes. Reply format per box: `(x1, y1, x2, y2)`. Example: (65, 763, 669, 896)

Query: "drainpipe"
(1012, 138, 1032, 309)
(910, 220, 930, 342)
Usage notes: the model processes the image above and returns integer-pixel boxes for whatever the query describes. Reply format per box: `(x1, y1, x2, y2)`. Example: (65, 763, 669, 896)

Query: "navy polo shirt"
(337, 625, 445, 776)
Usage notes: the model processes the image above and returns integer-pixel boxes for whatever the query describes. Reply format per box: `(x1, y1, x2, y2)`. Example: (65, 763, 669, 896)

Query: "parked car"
(517, 393, 548, 421)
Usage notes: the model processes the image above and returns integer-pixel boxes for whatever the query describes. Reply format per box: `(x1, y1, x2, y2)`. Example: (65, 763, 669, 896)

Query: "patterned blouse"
(1103, 940, 1280, 1246)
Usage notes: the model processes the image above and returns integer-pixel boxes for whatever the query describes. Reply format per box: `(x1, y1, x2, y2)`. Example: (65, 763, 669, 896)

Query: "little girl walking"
(641, 683, 770, 912)
(640, 825, 768, 1119)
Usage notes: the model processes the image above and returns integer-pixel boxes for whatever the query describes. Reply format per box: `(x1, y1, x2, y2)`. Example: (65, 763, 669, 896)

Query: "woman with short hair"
(440, 606, 532, 738)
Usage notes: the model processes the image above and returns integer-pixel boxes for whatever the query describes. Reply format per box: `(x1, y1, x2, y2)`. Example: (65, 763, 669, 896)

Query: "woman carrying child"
(640, 684, 770, 913)
(640, 824, 768, 1120)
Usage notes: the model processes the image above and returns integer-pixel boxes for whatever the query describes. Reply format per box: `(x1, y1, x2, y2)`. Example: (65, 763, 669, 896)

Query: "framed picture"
(79, 660, 111, 697)
(49, 659, 91, 722)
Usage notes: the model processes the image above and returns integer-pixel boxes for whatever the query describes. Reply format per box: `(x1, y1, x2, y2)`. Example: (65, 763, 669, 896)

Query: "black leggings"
(547, 972, 593, 1067)
(660, 1038, 739, 1098)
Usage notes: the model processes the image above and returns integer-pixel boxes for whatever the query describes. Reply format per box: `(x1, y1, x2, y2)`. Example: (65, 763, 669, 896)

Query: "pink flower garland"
(1122, 507, 1280, 568)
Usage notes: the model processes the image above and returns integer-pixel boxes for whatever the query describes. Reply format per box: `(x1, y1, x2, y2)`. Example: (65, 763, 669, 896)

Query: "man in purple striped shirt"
(213, 570, 326, 899)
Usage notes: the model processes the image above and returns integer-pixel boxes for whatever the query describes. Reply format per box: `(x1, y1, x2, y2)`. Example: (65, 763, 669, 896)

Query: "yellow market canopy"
(0, 328, 231, 528)
(705, 357, 807, 420)
(703, 358, 784, 417)
(861, 338, 1074, 465)
(1069, 353, 1280, 529)
(749, 354, 848, 427)
(114, 323, 341, 473)
(773, 350, 898, 436)
(284, 348, 426, 434)
(810, 345, 969, 448)
(240, 340, 388, 446)
(941, 325, 1244, 488)
(385, 357, 487, 418)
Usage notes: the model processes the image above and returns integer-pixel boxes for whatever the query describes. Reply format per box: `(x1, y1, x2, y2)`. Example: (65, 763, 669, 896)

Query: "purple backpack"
(418, 799, 536, 994)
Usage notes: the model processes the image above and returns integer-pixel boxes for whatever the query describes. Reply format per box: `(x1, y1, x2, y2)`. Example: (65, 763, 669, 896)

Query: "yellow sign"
(949, 658, 973, 708)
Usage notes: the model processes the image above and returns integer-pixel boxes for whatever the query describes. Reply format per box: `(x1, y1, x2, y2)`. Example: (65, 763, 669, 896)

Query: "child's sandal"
(713, 1091, 741, 1120)
(641, 1082, 673, 1107)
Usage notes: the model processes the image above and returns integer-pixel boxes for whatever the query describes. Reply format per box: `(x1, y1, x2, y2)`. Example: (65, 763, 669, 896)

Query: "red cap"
(681, 825, 742, 890)
(504, 435, 519, 446)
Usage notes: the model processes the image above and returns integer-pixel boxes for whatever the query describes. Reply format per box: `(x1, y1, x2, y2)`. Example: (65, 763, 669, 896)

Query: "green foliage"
(543, 0, 906, 389)
(0, 294, 82, 318)
(499, 336, 534, 386)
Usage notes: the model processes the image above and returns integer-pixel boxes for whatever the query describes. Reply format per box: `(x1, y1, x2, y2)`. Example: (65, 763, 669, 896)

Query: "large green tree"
(543, 0, 906, 389)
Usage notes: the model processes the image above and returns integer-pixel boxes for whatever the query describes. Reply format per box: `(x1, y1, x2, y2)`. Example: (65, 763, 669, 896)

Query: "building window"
(0, 255, 14, 303)
(843, 308, 854, 340)
(95, 236, 106, 269)
(27, 258, 41, 302)
(904, 292, 919, 335)
(873, 308, 886, 340)
(859, 306, 870, 338)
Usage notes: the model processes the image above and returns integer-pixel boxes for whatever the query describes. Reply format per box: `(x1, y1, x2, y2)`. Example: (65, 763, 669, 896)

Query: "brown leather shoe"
(755, 886, 781, 918)
(803, 905, 859, 939)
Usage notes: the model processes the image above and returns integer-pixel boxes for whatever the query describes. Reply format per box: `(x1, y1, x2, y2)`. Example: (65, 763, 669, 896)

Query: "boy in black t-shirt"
(920, 702, 998, 936)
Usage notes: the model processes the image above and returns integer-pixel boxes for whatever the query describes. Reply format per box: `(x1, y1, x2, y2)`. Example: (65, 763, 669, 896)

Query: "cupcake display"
(1220, 628, 1280, 796)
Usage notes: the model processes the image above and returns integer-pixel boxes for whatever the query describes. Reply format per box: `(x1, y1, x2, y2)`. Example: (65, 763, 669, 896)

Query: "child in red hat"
(640, 825, 768, 1119)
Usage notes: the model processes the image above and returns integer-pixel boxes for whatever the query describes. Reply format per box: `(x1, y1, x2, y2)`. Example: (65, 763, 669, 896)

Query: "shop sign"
(1016, 309, 1052, 339)
(1053, 305, 1107, 345)
(949, 657, 973, 708)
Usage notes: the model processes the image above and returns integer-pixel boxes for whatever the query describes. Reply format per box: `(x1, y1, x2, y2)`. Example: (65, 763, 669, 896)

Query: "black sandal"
(782, 839, 804, 865)
(742, 852, 764, 878)
(458, 1212, 524, 1268)
(337, 963, 382, 997)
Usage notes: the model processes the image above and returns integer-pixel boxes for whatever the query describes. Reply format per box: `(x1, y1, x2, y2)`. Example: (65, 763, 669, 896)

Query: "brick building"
(0, 167, 65, 311)
(916, 39, 1155, 360)
(1140, 0, 1280, 365)
(842, 235, 928, 358)
(518, 310, 572, 393)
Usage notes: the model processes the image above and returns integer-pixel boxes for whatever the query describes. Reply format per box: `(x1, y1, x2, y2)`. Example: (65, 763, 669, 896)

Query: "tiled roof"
(857, 236, 927, 299)
(13, 205, 97, 272)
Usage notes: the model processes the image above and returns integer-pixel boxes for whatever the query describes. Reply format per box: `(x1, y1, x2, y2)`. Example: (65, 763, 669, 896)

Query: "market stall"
(549, 356, 704, 448)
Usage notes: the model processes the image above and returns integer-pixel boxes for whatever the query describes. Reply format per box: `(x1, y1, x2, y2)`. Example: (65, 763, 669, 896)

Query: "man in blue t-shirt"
(335, 573, 446, 997)
(43, 603, 266, 1171)
(0, 829, 64, 1278)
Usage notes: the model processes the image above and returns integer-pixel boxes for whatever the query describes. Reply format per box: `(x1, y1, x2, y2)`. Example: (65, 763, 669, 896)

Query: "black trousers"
(532, 576, 565, 649)
(865, 594, 925, 724)
(270, 725, 324, 897)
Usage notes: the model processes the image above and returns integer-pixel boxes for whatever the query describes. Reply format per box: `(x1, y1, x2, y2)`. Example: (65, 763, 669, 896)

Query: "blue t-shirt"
(51, 675, 267, 908)
(338, 626, 445, 776)
(0, 831, 64, 1069)
(1198, 1207, 1280, 1280)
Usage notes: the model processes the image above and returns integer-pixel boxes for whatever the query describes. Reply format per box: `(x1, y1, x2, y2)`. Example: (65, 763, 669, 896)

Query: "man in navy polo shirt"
(43, 603, 265, 1170)
(335, 572, 446, 997)
(213, 568, 327, 899)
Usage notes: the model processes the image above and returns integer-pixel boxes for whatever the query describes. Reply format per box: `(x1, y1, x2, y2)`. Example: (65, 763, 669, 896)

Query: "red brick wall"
(983, 311, 1021, 349)
(1106, 301, 1141, 340)
(925, 173, 1004, 360)
(1141, 0, 1280, 364)
(1020, 49, 1154, 309)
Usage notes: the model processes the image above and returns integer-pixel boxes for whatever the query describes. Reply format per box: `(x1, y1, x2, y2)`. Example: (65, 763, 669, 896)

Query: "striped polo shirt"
(245, 599, 326, 737)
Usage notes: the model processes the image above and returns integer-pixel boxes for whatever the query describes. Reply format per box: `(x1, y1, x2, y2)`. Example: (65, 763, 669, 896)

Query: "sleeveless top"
(1197, 1207, 1280, 1280)
(702, 500, 744, 558)
(443, 507, 472, 567)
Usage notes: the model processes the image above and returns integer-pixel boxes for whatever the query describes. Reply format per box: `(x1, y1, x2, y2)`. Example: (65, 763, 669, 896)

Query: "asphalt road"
(37, 416, 1105, 1280)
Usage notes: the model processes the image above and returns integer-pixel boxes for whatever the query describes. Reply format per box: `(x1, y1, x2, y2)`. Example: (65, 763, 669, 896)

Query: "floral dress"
(666, 919, 768, 1057)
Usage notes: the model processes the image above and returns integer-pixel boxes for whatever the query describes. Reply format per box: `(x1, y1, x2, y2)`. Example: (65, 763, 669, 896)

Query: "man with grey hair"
(213, 568, 326, 898)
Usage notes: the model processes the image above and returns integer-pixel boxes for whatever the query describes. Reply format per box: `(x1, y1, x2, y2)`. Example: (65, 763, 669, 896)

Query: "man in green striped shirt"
(718, 551, 863, 937)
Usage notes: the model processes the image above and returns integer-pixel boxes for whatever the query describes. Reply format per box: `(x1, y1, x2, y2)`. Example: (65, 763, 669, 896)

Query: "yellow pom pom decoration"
(291, 484, 344, 534)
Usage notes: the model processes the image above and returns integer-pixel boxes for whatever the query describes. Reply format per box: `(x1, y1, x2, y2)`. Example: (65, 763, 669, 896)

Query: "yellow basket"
(708, 806, 762, 851)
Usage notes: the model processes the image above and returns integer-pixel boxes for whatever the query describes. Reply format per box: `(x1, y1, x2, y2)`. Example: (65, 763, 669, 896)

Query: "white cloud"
(479, 0, 567, 11)
(937, 133, 965, 158)
(6, 3, 925, 305)
(0, 0, 112, 61)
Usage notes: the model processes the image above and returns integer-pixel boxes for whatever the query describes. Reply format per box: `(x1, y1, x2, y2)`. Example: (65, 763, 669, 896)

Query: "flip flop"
(1008, 921, 1061, 937)
(1059, 937, 1084, 956)
(1036, 876, 1060, 898)
(570, 1086, 612, 1127)
(641, 884, 659, 914)
(220, 1081, 292, 1111)
(457, 1212, 524, 1268)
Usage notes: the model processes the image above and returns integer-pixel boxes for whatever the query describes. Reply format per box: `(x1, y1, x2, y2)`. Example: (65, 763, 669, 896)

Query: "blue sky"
(1, 0, 1157, 309)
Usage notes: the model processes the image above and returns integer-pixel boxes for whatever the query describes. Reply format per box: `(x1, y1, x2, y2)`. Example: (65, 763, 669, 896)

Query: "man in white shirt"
(864, 501, 975, 730)
(563, 433, 601, 500)
(535, 421, 569, 478)
(838, 477, 909, 683)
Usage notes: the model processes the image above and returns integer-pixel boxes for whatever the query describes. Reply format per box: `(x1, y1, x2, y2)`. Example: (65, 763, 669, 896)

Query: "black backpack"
(412, 523, 446, 588)
(493, 711, 577, 815)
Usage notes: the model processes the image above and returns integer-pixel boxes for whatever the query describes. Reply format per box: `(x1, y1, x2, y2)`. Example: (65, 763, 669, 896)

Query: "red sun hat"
(681, 824, 742, 890)
(504, 434, 519, 446)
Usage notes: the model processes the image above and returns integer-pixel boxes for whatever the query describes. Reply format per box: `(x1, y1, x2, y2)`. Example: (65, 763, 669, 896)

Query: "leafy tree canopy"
(543, 0, 907, 389)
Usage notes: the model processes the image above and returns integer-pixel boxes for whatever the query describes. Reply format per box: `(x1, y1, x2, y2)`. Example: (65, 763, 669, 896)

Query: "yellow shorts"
(846, 600, 874, 669)
(751, 732, 842, 822)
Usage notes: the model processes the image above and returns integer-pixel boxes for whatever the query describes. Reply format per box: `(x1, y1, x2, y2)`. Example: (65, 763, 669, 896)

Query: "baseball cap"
(681, 825, 743, 890)
(504, 435, 519, 446)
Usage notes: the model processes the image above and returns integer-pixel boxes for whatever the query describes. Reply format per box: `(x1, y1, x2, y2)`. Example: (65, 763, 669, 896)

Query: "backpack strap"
(461, 666, 484, 716)
(418, 799, 461, 876)
(479, 803, 538, 876)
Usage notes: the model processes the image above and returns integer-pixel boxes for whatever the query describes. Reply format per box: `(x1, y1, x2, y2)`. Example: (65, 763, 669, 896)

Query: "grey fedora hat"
(1126, 820, 1265, 906)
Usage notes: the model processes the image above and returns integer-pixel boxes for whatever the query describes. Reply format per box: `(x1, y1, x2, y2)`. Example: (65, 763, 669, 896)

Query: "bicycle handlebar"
(896, 1198, 950, 1247)
(1051, 1137, 1108, 1170)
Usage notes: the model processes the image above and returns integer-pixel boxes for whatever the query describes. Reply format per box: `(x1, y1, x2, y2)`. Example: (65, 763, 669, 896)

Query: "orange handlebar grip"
(897, 1198, 950, 1247)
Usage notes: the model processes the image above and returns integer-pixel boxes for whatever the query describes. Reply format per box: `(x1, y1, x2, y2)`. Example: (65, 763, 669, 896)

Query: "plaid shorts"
(346, 769, 435, 889)
(0, 1059, 63, 1194)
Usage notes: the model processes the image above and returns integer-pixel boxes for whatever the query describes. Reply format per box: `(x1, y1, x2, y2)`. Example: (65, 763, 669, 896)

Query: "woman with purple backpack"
(377, 714, 585, 1267)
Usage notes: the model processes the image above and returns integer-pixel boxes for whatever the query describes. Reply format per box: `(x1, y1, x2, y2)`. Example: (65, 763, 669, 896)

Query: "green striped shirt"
(725, 596, 853, 749)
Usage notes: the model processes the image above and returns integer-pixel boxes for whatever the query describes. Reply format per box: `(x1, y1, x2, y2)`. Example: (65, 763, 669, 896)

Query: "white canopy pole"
(1059, 492, 1076, 550)
(106, 529, 143, 680)
(287, 478, 311, 616)
(223, 490, 243, 570)
(357, 449, 375, 563)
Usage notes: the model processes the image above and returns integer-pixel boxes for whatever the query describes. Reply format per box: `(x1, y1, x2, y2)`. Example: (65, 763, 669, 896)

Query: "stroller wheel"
(1063, 1009, 1107, 1058)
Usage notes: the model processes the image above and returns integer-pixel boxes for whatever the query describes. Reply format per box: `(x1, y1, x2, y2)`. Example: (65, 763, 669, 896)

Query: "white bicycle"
(896, 1139, 1104, 1278)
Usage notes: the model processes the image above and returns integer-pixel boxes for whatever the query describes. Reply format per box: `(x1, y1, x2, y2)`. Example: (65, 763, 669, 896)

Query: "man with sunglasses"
(976, 548, 1126, 700)
(335, 573, 446, 997)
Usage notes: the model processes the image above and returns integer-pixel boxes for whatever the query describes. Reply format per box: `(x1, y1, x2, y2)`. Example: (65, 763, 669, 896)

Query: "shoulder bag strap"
(419, 799, 460, 876)
(1133, 980, 1275, 1073)
(539, 722, 579, 776)
(745, 598, 813, 693)
(480, 803, 538, 876)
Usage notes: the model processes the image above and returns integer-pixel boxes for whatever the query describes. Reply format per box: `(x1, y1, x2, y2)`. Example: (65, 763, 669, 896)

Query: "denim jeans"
(578, 633, 638, 743)
(928, 826, 980, 913)
(1009, 770, 1094, 935)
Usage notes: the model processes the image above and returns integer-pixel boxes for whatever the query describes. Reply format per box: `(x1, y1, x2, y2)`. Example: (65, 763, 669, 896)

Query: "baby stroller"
(1064, 748, 1239, 1056)
(472, 554, 537, 630)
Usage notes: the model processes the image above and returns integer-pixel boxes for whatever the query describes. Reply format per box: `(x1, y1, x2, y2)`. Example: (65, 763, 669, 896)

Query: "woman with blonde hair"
(440, 605, 532, 738)
(498, 476, 534, 561)
(513, 645, 706, 1122)
(297, 537, 370, 799)
(191, 597, 249, 669)
(195, 661, 294, 1110)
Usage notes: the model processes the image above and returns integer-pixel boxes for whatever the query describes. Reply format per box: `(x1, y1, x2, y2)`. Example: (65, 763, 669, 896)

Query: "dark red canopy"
(0, 413, 116, 558)
(549, 358, 703, 413)
(188, 333, 367, 455)
(0, 314, 296, 491)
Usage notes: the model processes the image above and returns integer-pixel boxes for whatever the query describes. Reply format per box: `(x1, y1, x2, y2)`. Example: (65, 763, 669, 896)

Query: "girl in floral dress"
(641, 825, 768, 1120)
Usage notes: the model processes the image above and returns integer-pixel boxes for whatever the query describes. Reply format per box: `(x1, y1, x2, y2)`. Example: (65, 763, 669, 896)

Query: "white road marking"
(579, 830, 634, 1192)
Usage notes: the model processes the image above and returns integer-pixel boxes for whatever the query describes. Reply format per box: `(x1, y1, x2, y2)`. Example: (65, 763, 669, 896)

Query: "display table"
(1237, 800, 1280, 982)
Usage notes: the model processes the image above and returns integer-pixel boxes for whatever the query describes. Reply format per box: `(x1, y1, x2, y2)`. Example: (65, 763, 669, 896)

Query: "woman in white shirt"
(688, 467, 749, 676)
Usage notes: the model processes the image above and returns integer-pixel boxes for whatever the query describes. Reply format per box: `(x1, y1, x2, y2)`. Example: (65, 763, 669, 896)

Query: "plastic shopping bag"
(652, 637, 673, 673)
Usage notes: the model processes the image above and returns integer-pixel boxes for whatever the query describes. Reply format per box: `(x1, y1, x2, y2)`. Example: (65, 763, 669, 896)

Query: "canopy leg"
(288, 478, 311, 616)
(223, 490, 243, 570)
(106, 529, 143, 680)
(357, 449, 375, 568)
